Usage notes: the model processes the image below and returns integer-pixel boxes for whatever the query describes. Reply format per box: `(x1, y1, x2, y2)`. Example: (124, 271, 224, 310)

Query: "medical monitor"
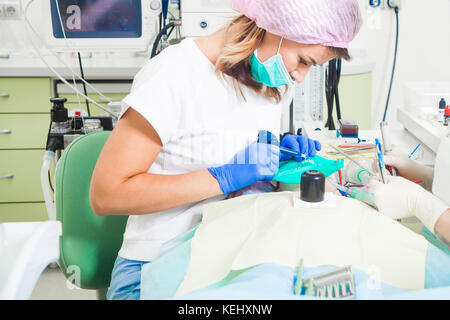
(43, 0, 161, 52)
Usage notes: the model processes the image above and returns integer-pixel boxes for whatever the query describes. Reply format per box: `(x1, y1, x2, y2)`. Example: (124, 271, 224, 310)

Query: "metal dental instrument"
(327, 177, 378, 209)
(293, 259, 304, 296)
(375, 138, 388, 184)
(301, 266, 356, 299)
(280, 147, 307, 160)
(328, 144, 377, 177)
(329, 146, 375, 154)
(258, 130, 308, 160)
(408, 143, 421, 159)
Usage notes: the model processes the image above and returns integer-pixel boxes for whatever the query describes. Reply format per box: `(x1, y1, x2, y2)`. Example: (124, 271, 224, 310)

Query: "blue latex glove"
(208, 141, 280, 195)
(280, 135, 322, 162)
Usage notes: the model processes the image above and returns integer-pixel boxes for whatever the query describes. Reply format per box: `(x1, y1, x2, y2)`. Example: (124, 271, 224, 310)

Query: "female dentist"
(370, 132, 450, 248)
(90, 0, 362, 300)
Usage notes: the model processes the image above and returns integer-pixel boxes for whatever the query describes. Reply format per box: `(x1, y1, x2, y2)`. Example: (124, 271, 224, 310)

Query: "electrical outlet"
(387, 0, 401, 9)
(0, 1, 21, 20)
(369, 0, 383, 8)
(369, 0, 389, 9)
(369, 0, 400, 10)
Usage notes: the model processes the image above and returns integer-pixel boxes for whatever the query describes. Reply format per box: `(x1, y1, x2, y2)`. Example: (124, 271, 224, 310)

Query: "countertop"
(0, 51, 375, 79)
(0, 52, 150, 79)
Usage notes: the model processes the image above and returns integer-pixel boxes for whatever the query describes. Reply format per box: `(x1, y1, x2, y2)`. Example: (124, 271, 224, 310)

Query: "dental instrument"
(337, 146, 374, 154)
(339, 184, 377, 209)
(280, 147, 307, 160)
(375, 138, 388, 184)
(380, 121, 393, 154)
(327, 178, 377, 209)
(293, 259, 304, 295)
(327, 144, 377, 177)
(301, 266, 356, 299)
(257, 130, 313, 160)
(331, 145, 375, 155)
(408, 144, 422, 159)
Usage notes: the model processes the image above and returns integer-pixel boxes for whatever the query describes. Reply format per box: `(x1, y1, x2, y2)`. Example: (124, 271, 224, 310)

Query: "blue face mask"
(250, 38, 295, 88)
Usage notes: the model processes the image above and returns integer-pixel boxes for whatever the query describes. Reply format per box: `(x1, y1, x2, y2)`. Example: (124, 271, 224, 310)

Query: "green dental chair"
(55, 131, 128, 300)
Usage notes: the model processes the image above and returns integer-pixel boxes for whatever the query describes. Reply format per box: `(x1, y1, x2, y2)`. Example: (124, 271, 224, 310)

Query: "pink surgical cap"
(230, 0, 363, 48)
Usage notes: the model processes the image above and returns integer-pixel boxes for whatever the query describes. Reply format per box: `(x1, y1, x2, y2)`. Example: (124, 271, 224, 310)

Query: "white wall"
(0, 0, 43, 53)
(352, 0, 450, 129)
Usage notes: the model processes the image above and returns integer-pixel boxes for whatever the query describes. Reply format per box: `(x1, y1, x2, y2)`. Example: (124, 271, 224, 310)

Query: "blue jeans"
(106, 256, 150, 300)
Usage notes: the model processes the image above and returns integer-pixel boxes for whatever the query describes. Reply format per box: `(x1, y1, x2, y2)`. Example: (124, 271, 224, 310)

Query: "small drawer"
(0, 150, 46, 202)
(0, 202, 48, 222)
(0, 114, 50, 149)
(0, 78, 52, 113)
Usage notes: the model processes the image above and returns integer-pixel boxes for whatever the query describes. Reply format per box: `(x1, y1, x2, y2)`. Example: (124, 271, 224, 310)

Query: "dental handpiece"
(327, 178, 378, 209)
(345, 187, 378, 209)
(280, 147, 307, 160)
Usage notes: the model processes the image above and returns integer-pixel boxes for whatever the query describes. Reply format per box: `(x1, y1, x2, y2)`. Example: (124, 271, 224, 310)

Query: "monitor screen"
(50, 0, 142, 39)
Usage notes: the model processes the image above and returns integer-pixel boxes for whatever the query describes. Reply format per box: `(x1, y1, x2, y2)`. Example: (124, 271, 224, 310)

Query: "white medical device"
(293, 66, 325, 123)
(181, 0, 237, 38)
(293, 65, 326, 137)
(42, 0, 162, 52)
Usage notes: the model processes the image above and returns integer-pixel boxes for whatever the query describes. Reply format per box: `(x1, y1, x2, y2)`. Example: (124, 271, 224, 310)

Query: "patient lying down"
(176, 190, 432, 297)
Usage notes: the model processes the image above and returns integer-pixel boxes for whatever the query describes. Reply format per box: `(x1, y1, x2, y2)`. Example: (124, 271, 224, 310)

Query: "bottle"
(343, 158, 373, 185)
(50, 98, 71, 134)
(84, 119, 104, 133)
(300, 171, 325, 203)
(444, 105, 450, 126)
(439, 98, 446, 117)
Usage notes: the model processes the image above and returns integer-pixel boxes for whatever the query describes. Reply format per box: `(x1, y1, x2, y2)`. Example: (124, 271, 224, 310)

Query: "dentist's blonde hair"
(215, 15, 350, 103)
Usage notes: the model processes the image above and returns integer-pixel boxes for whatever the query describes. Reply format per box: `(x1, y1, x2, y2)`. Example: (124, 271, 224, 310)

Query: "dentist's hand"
(370, 176, 448, 234)
(384, 151, 434, 190)
(280, 135, 322, 162)
(208, 141, 280, 195)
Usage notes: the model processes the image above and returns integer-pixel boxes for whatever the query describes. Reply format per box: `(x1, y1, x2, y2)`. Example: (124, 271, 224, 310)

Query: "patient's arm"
(435, 209, 450, 245)
(90, 107, 222, 216)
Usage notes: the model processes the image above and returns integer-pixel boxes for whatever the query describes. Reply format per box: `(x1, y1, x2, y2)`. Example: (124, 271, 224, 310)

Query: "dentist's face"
(257, 32, 336, 83)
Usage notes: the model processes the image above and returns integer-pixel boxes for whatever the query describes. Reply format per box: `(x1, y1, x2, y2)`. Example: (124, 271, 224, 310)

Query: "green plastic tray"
(273, 155, 344, 184)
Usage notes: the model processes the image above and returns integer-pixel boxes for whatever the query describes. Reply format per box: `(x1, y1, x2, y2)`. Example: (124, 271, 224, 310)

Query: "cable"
(54, 0, 84, 116)
(151, 22, 175, 58)
(382, 5, 400, 122)
(77, 52, 91, 116)
(48, 170, 54, 193)
(325, 59, 343, 130)
(23, 0, 114, 104)
(335, 59, 342, 121)
(162, 0, 169, 28)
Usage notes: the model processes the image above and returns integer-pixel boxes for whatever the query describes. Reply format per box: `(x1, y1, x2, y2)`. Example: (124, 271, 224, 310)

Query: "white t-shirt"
(118, 38, 294, 261)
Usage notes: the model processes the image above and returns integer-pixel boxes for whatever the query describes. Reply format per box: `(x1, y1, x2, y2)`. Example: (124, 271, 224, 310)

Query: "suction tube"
(41, 151, 56, 220)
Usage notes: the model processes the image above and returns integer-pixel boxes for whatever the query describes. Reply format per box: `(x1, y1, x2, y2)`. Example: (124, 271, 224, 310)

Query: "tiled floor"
(30, 264, 97, 300)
